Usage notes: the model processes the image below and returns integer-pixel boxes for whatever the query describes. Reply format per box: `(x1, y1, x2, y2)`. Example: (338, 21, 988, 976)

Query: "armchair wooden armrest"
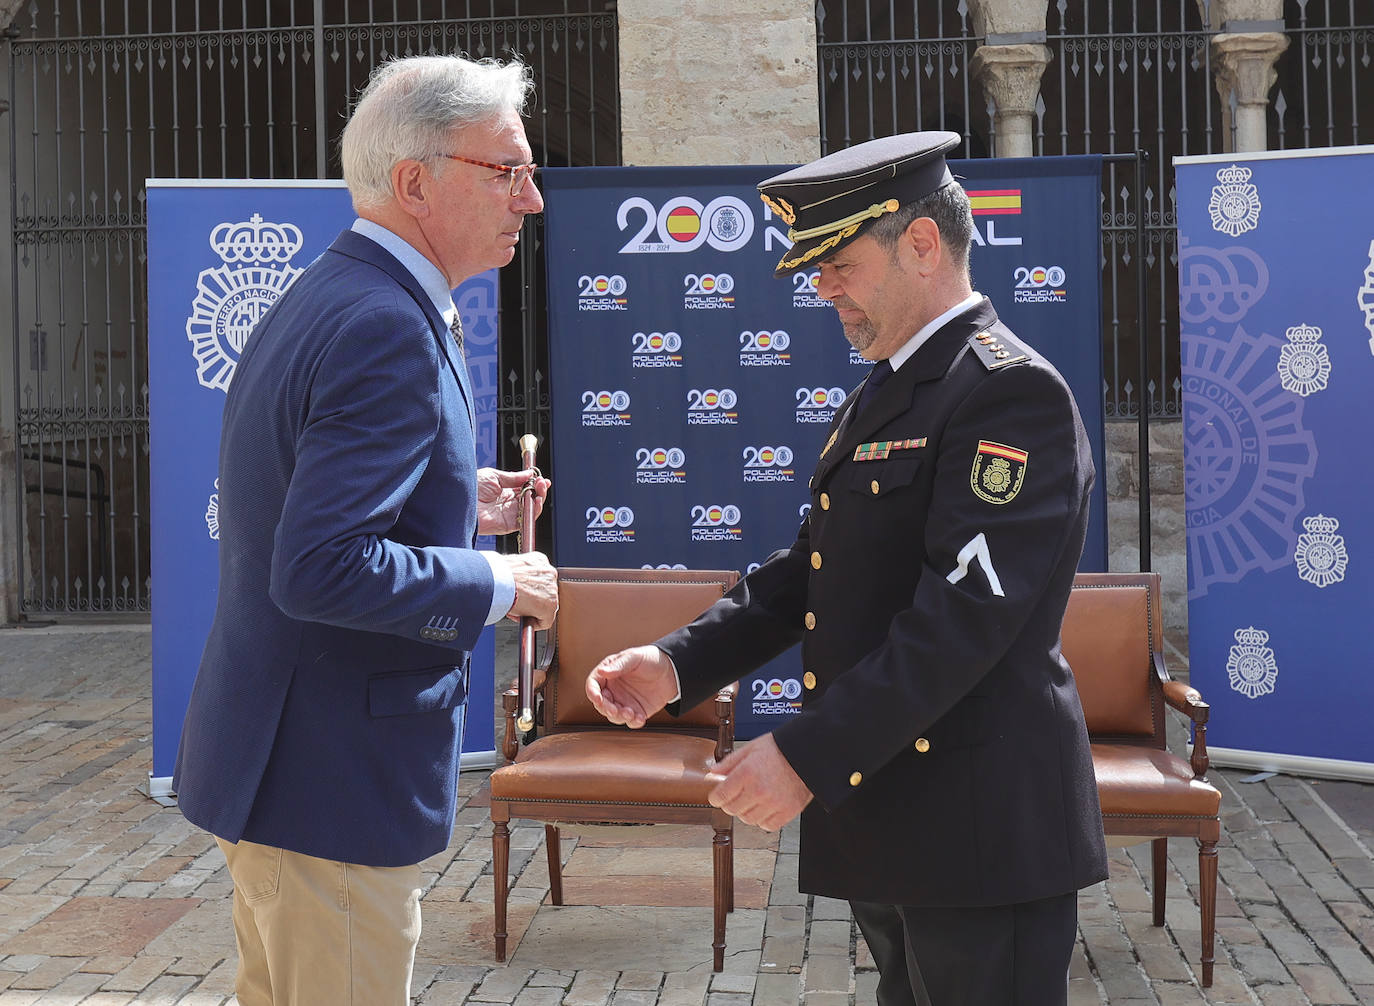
(1162, 678, 1211, 777)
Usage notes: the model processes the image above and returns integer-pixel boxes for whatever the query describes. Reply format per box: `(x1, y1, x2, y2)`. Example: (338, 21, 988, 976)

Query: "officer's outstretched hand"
(585, 645, 678, 729)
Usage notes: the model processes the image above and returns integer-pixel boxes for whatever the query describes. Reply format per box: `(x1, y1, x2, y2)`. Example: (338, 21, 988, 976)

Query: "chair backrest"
(545, 567, 740, 732)
(1062, 572, 1163, 742)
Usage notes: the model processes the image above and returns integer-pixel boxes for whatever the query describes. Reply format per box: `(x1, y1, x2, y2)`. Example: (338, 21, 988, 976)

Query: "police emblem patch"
(970, 440, 1027, 504)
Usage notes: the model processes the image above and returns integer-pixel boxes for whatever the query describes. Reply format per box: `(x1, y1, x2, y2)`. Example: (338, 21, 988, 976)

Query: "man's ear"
(903, 216, 942, 276)
(391, 159, 431, 220)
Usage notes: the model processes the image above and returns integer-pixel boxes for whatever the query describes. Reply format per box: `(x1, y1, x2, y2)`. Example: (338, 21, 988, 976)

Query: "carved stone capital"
(970, 43, 1052, 157)
(1211, 31, 1289, 107)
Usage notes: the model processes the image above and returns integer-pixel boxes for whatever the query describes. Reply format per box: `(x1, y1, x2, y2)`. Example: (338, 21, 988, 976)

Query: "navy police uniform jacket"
(659, 298, 1109, 907)
(174, 230, 489, 868)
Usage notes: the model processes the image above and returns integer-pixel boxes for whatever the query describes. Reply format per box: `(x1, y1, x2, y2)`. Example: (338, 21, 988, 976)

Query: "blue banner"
(1176, 147, 1374, 779)
(146, 181, 501, 787)
(543, 158, 1104, 738)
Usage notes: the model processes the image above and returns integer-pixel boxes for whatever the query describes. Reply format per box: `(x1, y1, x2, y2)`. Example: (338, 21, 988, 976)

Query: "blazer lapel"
(328, 230, 476, 429)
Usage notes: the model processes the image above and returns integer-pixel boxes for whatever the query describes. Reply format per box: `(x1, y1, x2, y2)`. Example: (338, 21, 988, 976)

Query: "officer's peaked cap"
(758, 130, 962, 277)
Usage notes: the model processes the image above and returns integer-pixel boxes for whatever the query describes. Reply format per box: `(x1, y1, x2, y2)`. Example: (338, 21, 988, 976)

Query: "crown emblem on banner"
(209, 213, 304, 264)
(1215, 164, 1252, 186)
(1284, 322, 1322, 343)
(1233, 626, 1269, 647)
(1302, 513, 1339, 535)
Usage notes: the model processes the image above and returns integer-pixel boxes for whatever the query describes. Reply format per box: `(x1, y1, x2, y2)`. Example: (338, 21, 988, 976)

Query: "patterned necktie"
(449, 313, 464, 353)
(855, 358, 893, 416)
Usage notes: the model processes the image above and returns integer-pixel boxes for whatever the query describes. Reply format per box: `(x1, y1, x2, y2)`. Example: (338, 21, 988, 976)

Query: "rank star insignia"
(970, 440, 1028, 504)
(854, 438, 928, 461)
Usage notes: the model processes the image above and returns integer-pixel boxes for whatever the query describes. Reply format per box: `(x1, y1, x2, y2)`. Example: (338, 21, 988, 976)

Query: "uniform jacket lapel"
(814, 297, 1000, 485)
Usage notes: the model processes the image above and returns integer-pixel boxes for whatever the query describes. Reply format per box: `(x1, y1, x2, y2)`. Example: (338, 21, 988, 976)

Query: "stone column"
(1196, 0, 1288, 152)
(1211, 31, 1289, 152)
(966, 0, 1052, 158)
(617, 0, 818, 166)
(969, 43, 1052, 158)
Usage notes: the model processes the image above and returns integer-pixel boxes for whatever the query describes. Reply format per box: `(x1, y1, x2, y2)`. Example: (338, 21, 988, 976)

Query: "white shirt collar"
(350, 218, 457, 323)
(887, 291, 984, 372)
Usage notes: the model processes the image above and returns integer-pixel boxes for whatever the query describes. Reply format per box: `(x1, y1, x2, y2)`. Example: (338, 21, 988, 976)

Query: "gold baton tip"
(519, 434, 539, 454)
(517, 711, 534, 732)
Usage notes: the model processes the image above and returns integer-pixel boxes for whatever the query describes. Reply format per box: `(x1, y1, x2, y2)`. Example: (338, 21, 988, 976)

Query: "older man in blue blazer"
(173, 54, 557, 1006)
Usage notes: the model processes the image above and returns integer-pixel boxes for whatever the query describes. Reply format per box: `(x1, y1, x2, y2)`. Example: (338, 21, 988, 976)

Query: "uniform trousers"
(850, 891, 1078, 1006)
(216, 837, 423, 1006)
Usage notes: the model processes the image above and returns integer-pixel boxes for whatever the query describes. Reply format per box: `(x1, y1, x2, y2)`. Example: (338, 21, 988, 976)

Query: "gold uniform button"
(820, 492, 831, 510)
(803, 671, 817, 690)
(804, 612, 816, 630)
(870, 480, 880, 494)
(849, 772, 862, 787)
(914, 737, 931, 753)
(811, 552, 822, 570)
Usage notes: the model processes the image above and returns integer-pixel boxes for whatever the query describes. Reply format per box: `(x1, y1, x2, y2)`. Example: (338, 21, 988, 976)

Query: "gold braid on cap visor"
(787, 198, 902, 242)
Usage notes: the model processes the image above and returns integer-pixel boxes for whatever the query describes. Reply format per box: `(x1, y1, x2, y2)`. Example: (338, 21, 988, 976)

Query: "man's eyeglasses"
(436, 153, 538, 197)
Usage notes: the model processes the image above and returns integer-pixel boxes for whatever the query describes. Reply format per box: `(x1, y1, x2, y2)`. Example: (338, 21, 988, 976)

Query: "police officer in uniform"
(586, 132, 1108, 1005)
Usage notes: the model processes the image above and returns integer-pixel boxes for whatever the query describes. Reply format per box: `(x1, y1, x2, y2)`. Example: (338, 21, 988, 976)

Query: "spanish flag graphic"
(966, 189, 1022, 216)
(665, 205, 702, 242)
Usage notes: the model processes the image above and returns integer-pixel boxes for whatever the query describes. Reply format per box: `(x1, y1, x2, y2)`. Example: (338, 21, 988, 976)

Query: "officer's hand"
(476, 467, 550, 536)
(502, 552, 558, 630)
(706, 734, 813, 832)
(585, 645, 677, 729)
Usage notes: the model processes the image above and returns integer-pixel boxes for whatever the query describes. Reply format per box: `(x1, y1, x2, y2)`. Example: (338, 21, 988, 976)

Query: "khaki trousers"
(216, 837, 422, 1006)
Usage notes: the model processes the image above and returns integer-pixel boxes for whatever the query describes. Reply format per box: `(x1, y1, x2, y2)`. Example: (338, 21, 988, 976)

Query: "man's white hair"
(340, 54, 534, 210)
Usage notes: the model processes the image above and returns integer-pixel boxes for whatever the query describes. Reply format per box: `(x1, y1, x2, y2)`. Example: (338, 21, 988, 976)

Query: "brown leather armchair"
(1064, 572, 1222, 986)
(488, 567, 741, 972)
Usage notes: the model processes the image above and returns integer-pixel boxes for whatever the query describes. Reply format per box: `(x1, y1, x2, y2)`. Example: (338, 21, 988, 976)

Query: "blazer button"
(804, 612, 816, 630)
(849, 771, 862, 787)
(803, 671, 817, 690)
(820, 492, 831, 510)
(914, 737, 930, 753)
(811, 552, 822, 570)
(870, 480, 880, 495)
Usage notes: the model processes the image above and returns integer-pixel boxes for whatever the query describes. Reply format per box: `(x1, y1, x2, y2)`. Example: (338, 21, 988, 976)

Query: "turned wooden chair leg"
(712, 825, 731, 972)
(493, 819, 511, 962)
(726, 823, 735, 913)
(1152, 837, 1168, 927)
(545, 824, 564, 906)
(1199, 837, 1218, 988)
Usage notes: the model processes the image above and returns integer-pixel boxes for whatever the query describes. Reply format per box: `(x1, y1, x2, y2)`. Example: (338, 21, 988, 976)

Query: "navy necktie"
(855, 358, 893, 416)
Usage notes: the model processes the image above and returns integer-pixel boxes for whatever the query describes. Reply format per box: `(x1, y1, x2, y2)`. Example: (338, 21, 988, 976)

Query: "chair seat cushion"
(489, 731, 721, 806)
(1092, 743, 1222, 818)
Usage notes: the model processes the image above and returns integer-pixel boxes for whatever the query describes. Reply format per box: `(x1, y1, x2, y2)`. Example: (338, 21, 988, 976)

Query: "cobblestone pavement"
(0, 623, 1371, 1004)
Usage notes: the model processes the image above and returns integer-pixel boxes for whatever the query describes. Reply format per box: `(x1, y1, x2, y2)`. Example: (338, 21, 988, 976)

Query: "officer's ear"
(903, 216, 942, 277)
(392, 158, 433, 220)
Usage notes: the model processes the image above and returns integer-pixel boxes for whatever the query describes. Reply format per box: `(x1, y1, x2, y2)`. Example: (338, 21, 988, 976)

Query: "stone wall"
(616, 0, 819, 166)
(1105, 418, 1190, 668)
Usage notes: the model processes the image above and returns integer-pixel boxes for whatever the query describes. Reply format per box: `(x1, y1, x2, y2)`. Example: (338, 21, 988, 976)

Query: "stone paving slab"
(1, 623, 1374, 1003)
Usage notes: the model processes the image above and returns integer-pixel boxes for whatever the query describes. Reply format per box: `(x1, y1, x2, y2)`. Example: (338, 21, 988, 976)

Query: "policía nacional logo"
(1276, 323, 1331, 397)
(1293, 513, 1348, 588)
(185, 213, 304, 392)
(1226, 626, 1278, 699)
(1359, 239, 1374, 357)
(1208, 164, 1262, 237)
(205, 478, 220, 540)
(970, 441, 1028, 504)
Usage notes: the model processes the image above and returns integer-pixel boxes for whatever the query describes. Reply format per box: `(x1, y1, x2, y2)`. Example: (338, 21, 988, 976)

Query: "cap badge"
(760, 193, 797, 226)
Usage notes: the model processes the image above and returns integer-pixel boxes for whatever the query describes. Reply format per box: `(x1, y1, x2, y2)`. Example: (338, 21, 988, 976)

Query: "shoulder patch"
(968, 330, 1029, 371)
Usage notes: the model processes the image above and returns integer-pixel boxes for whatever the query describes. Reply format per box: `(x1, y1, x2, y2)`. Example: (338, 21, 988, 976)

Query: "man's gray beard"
(842, 317, 877, 353)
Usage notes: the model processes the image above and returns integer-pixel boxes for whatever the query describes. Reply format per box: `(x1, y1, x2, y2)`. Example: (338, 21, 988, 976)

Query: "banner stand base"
(146, 773, 178, 807)
(1206, 746, 1374, 784)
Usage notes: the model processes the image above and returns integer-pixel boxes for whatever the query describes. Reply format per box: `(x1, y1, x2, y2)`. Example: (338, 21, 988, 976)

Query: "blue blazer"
(174, 230, 491, 867)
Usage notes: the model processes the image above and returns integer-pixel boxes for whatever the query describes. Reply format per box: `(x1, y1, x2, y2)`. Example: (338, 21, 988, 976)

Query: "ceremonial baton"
(515, 434, 541, 734)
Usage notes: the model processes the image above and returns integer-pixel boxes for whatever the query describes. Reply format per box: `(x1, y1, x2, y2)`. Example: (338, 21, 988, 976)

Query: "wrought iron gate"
(3, 0, 618, 615)
(817, 0, 1374, 421)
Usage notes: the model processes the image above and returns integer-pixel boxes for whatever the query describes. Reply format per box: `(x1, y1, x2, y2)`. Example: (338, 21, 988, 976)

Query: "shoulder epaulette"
(968, 329, 1029, 371)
